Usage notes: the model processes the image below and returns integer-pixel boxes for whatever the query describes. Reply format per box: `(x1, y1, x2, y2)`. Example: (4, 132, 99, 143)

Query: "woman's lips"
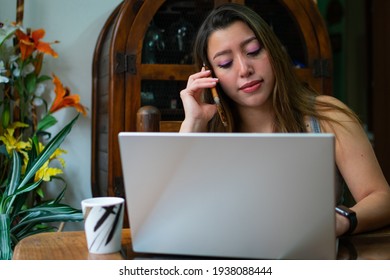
(239, 80, 262, 93)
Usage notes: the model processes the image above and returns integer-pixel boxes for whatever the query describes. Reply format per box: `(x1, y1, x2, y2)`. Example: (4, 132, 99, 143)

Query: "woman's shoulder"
(313, 94, 361, 133)
(315, 95, 357, 119)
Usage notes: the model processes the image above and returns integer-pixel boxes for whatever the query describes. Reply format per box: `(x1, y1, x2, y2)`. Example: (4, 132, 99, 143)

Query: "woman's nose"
(237, 57, 253, 77)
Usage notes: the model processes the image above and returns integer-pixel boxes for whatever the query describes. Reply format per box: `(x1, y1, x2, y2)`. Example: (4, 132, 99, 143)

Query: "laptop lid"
(118, 132, 336, 259)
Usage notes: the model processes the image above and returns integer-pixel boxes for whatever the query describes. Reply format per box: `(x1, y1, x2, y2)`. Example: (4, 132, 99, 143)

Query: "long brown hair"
(192, 3, 359, 132)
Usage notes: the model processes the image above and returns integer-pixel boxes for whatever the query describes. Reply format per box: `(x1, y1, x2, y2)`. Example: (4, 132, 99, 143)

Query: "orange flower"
(49, 74, 87, 116)
(15, 28, 58, 61)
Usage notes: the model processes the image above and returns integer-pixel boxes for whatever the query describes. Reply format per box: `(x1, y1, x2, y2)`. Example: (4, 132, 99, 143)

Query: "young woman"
(179, 3, 390, 236)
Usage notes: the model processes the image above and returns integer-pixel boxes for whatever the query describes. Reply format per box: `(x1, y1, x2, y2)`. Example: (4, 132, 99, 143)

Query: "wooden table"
(12, 229, 132, 260)
(12, 227, 390, 260)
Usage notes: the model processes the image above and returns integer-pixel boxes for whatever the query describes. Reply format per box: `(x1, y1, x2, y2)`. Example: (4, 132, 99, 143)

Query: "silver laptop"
(118, 132, 336, 259)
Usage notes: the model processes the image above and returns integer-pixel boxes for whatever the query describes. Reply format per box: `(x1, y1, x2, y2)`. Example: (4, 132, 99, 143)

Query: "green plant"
(0, 22, 86, 259)
(0, 116, 83, 260)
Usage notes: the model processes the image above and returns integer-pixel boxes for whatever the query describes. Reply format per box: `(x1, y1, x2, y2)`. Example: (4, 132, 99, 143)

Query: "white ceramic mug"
(81, 197, 124, 254)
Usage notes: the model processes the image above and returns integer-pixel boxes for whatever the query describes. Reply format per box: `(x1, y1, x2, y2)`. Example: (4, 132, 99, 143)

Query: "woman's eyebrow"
(212, 36, 259, 60)
(240, 36, 258, 48)
(213, 49, 232, 60)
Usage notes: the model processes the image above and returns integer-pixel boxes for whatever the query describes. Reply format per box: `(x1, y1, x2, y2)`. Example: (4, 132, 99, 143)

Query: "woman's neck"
(236, 105, 275, 133)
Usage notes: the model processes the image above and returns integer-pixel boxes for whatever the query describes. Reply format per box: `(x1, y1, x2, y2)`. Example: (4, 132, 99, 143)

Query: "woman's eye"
(218, 61, 232, 69)
(247, 48, 261, 56)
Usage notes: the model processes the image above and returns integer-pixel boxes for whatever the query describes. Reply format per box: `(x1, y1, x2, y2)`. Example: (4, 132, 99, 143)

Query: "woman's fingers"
(183, 70, 218, 98)
(180, 69, 219, 126)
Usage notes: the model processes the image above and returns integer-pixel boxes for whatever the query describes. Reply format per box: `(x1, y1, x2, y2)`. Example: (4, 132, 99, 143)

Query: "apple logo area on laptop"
(118, 132, 337, 260)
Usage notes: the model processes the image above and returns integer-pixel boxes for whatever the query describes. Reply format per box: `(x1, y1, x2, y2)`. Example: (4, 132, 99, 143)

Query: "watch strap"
(336, 205, 358, 235)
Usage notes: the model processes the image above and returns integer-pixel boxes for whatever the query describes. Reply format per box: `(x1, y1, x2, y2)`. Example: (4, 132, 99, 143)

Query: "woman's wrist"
(179, 118, 208, 132)
(336, 214, 350, 236)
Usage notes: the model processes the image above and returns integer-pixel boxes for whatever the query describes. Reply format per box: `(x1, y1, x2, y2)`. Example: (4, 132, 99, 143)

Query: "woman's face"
(207, 21, 275, 110)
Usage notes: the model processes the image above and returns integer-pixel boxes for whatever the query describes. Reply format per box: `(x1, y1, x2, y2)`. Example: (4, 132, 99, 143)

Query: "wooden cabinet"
(91, 0, 332, 212)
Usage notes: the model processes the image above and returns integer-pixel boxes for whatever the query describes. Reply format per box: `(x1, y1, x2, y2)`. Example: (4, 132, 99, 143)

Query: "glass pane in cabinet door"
(141, 80, 186, 121)
(142, 0, 214, 64)
(246, 0, 307, 68)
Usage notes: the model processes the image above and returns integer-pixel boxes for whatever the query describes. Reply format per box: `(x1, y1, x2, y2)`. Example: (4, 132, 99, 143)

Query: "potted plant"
(0, 22, 86, 260)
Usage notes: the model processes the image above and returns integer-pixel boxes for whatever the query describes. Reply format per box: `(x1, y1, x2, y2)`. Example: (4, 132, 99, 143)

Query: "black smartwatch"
(336, 205, 358, 236)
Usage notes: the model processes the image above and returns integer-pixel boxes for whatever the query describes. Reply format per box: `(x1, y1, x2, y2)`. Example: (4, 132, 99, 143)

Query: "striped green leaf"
(18, 114, 79, 189)
(11, 206, 83, 234)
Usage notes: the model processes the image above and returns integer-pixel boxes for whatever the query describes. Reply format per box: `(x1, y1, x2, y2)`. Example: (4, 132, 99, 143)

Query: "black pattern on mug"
(82, 197, 124, 254)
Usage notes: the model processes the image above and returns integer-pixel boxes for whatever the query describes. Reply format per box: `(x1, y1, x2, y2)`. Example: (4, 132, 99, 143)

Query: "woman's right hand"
(179, 68, 219, 132)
